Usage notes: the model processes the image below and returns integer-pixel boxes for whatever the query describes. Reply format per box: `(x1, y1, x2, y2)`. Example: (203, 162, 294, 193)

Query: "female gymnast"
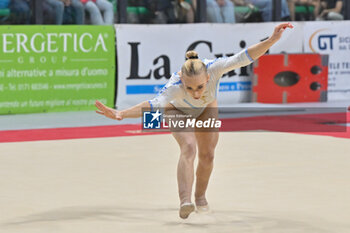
(95, 22, 293, 219)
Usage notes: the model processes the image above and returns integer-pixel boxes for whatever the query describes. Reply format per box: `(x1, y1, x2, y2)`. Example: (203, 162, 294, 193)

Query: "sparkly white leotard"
(148, 49, 254, 117)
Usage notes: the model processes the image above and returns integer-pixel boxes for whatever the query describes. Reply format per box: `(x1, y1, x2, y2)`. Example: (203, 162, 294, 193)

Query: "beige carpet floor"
(0, 132, 349, 233)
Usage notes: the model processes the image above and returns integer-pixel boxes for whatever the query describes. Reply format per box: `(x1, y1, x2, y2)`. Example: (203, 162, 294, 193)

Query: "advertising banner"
(0, 26, 116, 114)
(304, 21, 350, 100)
(115, 23, 303, 109)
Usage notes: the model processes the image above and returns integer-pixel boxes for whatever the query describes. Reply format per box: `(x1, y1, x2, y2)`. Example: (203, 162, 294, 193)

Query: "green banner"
(0, 25, 115, 114)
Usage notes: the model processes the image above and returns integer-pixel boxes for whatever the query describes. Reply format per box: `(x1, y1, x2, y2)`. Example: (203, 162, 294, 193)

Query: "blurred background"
(0, 0, 348, 25)
(0, 0, 349, 134)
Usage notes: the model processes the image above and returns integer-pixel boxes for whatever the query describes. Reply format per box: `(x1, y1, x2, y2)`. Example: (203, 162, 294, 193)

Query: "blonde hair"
(181, 51, 207, 77)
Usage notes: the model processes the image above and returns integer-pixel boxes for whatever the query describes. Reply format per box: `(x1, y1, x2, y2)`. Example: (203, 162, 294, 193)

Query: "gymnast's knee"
(180, 141, 197, 162)
(198, 151, 215, 165)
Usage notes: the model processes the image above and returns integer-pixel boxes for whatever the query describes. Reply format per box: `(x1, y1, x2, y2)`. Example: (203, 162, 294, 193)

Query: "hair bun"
(186, 50, 199, 60)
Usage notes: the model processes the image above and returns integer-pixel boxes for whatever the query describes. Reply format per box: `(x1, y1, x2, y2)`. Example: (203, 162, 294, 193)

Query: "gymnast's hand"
(269, 22, 294, 43)
(95, 100, 124, 120)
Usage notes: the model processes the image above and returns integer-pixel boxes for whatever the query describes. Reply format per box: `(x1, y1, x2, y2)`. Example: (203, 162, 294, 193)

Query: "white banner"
(304, 21, 350, 101)
(115, 23, 303, 109)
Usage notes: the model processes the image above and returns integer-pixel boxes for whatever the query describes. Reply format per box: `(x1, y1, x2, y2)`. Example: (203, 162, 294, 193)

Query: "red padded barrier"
(252, 54, 328, 103)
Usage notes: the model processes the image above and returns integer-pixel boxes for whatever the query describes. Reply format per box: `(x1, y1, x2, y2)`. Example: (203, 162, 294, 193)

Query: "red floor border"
(0, 113, 349, 143)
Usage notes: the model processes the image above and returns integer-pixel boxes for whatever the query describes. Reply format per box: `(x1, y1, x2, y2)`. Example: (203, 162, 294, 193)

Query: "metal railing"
(33, 0, 43, 24)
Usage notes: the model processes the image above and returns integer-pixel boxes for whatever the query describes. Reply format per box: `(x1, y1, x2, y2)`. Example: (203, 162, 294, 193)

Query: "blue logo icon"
(143, 109, 162, 129)
(318, 34, 337, 50)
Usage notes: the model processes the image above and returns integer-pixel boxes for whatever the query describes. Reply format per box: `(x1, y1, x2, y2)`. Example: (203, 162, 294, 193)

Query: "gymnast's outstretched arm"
(95, 100, 151, 120)
(247, 22, 294, 60)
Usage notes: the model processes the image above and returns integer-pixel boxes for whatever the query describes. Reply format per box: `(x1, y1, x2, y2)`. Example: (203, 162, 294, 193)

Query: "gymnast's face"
(181, 72, 210, 100)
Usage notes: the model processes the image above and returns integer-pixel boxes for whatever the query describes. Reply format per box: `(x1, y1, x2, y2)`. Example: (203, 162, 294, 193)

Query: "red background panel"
(253, 54, 328, 103)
